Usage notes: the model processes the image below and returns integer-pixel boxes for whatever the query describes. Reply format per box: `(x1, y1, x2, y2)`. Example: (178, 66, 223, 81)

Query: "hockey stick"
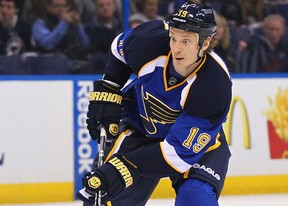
(95, 123, 107, 206)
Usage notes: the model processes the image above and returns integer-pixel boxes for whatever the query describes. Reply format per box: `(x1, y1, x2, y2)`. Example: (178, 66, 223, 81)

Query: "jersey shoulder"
(123, 20, 171, 72)
(184, 53, 232, 123)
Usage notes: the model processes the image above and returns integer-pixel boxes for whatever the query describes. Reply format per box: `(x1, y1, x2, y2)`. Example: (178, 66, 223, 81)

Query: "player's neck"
(175, 59, 201, 77)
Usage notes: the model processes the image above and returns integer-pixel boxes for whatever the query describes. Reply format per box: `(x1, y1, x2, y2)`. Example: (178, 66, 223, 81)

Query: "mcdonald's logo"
(264, 87, 288, 159)
(224, 96, 251, 149)
(267, 121, 288, 159)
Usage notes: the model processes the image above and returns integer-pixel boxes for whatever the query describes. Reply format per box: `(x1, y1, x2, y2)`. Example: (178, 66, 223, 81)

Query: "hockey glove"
(79, 154, 138, 200)
(77, 172, 105, 204)
(86, 80, 122, 143)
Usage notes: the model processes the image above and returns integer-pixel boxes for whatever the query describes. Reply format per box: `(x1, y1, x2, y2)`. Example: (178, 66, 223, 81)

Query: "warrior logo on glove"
(88, 176, 102, 189)
(109, 157, 134, 187)
(89, 91, 122, 105)
(86, 80, 122, 142)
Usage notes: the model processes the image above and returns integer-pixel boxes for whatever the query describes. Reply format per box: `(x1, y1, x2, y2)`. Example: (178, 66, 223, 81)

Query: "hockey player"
(77, 1, 232, 206)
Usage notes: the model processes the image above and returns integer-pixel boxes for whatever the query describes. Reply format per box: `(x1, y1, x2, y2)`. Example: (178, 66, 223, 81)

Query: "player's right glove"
(78, 154, 138, 202)
(86, 80, 122, 143)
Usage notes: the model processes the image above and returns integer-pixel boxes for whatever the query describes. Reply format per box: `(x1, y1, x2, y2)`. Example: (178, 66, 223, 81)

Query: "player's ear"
(202, 36, 211, 51)
(202, 36, 212, 51)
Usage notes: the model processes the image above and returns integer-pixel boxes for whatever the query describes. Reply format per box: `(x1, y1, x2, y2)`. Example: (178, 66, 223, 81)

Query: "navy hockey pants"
(82, 130, 219, 206)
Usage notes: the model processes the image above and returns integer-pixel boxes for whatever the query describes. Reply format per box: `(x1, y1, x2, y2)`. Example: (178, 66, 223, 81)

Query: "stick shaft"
(95, 124, 107, 206)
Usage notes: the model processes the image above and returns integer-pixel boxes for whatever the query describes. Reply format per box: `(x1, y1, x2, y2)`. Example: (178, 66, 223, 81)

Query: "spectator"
(31, 0, 90, 73)
(129, 0, 164, 24)
(265, 0, 288, 26)
(213, 14, 236, 72)
(238, 14, 288, 73)
(0, 0, 34, 56)
(241, 0, 265, 24)
(205, 0, 222, 13)
(74, 0, 96, 23)
(74, 0, 121, 24)
(129, 13, 146, 28)
(220, 0, 245, 27)
(229, 24, 252, 73)
(157, 0, 177, 18)
(21, 0, 45, 23)
(85, 0, 122, 73)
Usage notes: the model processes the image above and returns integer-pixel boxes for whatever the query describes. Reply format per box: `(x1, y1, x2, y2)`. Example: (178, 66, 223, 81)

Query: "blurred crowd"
(1, 0, 288, 74)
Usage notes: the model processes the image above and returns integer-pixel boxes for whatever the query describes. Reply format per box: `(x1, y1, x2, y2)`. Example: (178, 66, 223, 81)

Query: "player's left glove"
(86, 80, 122, 144)
(77, 154, 138, 202)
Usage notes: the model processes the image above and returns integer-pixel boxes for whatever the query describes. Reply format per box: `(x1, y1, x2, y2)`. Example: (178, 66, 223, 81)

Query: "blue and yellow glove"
(77, 155, 138, 203)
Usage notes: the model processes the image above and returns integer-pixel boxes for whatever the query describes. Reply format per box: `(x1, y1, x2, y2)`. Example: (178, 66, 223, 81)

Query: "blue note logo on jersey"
(140, 86, 181, 134)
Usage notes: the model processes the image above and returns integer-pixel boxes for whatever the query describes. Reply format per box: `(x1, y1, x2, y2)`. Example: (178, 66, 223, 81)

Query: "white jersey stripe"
(160, 140, 191, 173)
(138, 56, 168, 77)
(180, 75, 197, 107)
(111, 33, 127, 64)
(209, 51, 231, 78)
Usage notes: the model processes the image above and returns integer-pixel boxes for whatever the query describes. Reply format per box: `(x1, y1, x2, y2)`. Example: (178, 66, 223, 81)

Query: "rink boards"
(0, 74, 288, 203)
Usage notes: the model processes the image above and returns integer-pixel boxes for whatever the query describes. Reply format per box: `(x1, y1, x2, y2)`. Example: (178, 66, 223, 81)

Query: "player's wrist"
(93, 80, 121, 93)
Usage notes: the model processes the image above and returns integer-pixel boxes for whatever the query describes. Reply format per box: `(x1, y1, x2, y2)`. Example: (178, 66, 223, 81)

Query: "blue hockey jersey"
(103, 20, 232, 197)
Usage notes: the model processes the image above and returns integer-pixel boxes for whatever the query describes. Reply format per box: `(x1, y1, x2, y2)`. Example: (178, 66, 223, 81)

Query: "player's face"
(169, 27, 200, 76)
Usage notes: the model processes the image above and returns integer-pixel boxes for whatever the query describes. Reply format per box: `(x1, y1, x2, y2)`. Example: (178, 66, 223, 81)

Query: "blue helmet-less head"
(168, 2, 217, 47)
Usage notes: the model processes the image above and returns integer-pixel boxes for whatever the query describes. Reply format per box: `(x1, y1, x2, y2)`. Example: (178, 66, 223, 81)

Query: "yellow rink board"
(0, 183, 73, 203)
(1, 175, 288, 203)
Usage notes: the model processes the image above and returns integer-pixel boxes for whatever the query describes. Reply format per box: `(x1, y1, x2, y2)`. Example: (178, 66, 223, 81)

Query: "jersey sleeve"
(124, 110, 224, 177)
(160, 111, 224, 173)
(103, 30, 134, 88)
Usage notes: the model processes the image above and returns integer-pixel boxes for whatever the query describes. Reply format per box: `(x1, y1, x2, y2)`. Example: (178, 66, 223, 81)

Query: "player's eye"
(170, 37, 176, 42)
(183, 39, 189, 44)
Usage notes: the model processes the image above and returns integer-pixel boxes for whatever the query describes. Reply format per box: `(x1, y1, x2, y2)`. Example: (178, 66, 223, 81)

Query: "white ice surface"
(1, 194, 288, 206)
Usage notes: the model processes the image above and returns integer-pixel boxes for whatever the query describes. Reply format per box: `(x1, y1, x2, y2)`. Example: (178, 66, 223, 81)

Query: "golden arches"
(224, 96, 251, 149)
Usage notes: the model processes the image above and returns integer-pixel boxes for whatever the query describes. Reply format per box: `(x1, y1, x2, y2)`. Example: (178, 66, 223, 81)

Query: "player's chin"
(173, 58, 185, 65)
